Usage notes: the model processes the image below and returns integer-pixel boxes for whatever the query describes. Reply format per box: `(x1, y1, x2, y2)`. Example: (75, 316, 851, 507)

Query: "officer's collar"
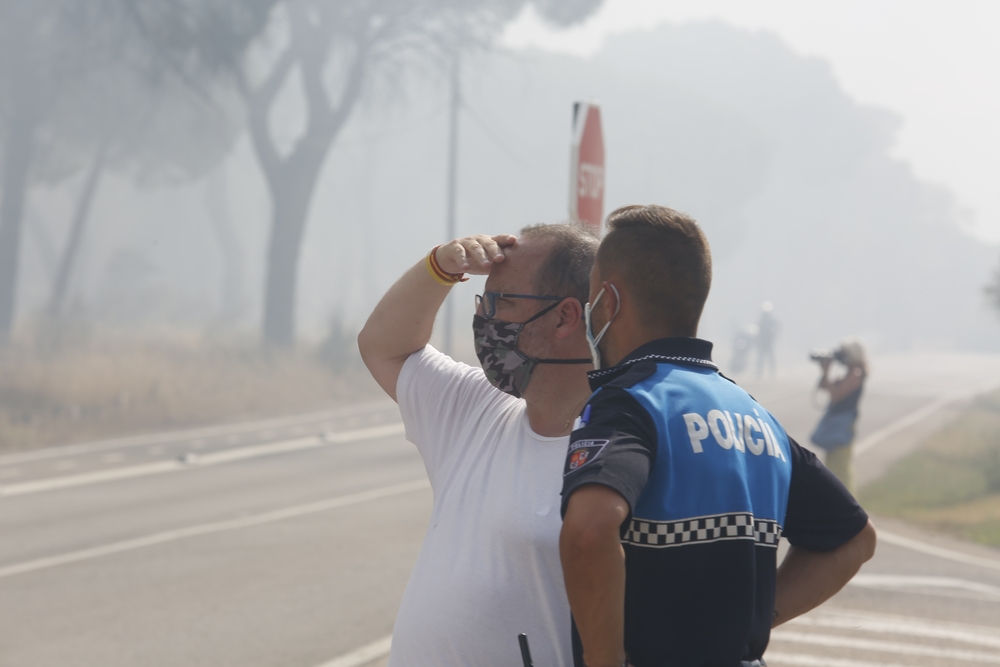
(588, 337, 717, 389)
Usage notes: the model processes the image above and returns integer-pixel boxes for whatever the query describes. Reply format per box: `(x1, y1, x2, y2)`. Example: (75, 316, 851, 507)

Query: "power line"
(461, 101, 549, 180)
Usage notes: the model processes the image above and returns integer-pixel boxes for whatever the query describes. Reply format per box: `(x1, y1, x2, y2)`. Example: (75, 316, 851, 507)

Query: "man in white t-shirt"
(358, 224, 598, 666)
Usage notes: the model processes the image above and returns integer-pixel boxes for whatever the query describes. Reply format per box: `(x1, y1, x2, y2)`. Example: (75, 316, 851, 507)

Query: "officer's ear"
(600, 281, 622, 322)
(554, 297, 583, 339)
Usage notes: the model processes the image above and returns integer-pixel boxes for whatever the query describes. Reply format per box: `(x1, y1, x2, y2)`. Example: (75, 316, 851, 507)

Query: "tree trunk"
(47, 143, 107, 318)
(261, 171, 320, 347)
(27, 212, 58, 280)
(0, 34, 37, 343)
(243, 11, 369, 348)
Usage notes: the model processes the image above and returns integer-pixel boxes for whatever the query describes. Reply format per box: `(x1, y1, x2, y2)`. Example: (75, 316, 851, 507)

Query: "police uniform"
(561, 338, 869, 667)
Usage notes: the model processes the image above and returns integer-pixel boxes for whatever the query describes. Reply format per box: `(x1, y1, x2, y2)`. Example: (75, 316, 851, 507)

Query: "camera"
(809, 348, 845, 364)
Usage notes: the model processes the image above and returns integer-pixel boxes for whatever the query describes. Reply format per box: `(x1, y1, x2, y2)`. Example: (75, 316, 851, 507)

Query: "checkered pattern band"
(624, 512, 782, 549)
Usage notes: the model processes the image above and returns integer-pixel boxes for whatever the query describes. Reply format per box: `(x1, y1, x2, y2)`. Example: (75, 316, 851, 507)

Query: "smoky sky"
(13, 20, 999, 365)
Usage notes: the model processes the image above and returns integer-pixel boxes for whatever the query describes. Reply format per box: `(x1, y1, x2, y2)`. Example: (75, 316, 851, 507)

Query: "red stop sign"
(569, 101, 605, 234)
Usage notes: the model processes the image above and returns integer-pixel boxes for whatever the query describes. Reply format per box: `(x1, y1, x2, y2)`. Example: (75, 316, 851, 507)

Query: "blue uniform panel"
(625, 364, 792, 531)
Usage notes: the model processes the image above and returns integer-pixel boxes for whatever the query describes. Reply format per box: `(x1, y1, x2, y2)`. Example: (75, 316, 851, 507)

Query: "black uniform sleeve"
(782, 438, 869, 551)
(560, 386, 658, 528)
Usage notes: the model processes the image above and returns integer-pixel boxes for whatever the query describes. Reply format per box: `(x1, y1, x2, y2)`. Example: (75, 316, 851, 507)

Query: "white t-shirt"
(388, 345, 573, 667)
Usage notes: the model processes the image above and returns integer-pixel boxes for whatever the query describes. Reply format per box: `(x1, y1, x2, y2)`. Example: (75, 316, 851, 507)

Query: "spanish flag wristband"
(426, 245, 468, 286)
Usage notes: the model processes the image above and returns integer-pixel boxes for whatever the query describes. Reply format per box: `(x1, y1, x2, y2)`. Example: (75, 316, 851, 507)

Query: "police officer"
(559, 205, 877, 667)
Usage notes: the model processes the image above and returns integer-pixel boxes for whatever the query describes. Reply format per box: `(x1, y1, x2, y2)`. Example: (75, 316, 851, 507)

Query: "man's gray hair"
(519, 222, 599, 306)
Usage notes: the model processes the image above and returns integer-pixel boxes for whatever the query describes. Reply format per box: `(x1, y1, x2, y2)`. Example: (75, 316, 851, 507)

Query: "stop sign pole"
(569, 100, 605, 234)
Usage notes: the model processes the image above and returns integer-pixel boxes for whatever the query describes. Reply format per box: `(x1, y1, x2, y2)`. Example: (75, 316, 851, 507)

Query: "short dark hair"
(519, 222, 598, 306)
(598, 205, 712, 335)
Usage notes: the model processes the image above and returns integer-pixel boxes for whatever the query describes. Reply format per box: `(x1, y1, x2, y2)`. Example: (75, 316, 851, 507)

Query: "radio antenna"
(517, 633, 534, 667)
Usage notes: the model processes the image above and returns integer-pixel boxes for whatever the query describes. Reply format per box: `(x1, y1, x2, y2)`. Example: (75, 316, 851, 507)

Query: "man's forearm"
(359, 258, 451, 367)
(773, 519, 877, 627)
(358, 235, 512, 400)
(561, 529, 626, 667)
(561, 487, 630, 667)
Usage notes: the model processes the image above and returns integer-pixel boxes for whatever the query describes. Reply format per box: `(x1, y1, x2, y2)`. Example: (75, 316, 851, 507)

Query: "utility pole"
(443, 52, 460, 357)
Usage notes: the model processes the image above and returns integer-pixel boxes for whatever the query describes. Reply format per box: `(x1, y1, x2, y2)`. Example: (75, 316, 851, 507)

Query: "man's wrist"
(426, 245, 468, 286)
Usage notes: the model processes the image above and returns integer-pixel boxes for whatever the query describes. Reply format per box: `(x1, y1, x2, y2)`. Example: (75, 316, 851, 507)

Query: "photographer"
(810, 339, 868, 492)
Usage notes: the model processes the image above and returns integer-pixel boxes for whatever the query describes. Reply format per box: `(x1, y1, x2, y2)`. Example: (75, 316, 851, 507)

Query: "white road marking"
(877, 529, 1000, 572)
(0, 479, 429, 580)
(855, 379, 1000, 455)
(321, 424, 404, 444)
(849, 573, 1000, 598)
(314, 635, 392, 667)
(0, 423, 406, 497)
(0, 399, 396, 465)
(765, 653, 911, 667)
(322, 608, 1000, 667)
(10, 460, 185, 495)
(771, 630, 1000, 663)
(791, 609, 1000, 649)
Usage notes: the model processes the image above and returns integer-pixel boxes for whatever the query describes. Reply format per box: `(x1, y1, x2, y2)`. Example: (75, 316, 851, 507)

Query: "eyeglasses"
(475, 292, 564, 319)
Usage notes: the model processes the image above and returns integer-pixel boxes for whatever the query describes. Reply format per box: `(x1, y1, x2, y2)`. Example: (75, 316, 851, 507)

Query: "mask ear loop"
(522, 298, 592, 364)
(587, 284, 621, 370)
(521, 299, 562, 325)
(593, 284, 621, 346)
(607, 284, 621, 322)
(496, 299, 564, 366)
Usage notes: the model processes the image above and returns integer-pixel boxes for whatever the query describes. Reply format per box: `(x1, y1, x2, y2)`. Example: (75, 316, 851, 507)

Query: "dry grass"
(0, 327, 382, 454)
(860, 388, 1000, 547)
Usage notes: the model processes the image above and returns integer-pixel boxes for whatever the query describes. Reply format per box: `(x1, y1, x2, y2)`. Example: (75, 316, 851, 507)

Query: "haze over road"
(3, 352, 1000, 667)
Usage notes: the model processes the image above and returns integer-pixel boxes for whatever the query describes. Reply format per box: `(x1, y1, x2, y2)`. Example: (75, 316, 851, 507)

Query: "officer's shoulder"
(717, 371, 760, 402)
(605, 360, 658, 389)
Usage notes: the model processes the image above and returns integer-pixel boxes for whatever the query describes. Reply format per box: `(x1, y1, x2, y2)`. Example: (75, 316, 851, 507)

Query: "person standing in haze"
(358, 224, 597, 666)
(756, 301, 779, 379)
(811, 339, 868, 493)
(559, 205, 876, 667)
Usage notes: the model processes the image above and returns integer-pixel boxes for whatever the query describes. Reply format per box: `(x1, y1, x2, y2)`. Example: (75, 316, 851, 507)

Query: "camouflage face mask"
(473, 302, 591, 398)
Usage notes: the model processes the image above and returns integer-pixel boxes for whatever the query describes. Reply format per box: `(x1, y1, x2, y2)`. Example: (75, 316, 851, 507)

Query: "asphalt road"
(3, 351, 1000, 667)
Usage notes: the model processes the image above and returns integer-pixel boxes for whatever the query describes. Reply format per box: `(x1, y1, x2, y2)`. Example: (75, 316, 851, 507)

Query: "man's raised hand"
(436, 234, 516, 276)
(358, 233, 515, 401)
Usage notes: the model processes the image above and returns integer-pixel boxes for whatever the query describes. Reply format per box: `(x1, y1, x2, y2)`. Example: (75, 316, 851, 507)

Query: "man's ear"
(554, 297, 583, 339)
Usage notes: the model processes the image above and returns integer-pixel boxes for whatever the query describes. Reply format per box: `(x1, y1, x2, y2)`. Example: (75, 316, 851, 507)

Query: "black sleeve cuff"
(783, 438, 870, 551)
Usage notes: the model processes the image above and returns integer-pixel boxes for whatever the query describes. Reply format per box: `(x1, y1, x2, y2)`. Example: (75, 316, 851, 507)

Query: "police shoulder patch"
(564, 438, 609, 476)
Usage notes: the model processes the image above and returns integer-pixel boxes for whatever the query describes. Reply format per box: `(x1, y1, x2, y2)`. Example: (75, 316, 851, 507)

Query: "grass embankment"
(860, 388, 1000, 547)
(0, 329, 381, 454)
